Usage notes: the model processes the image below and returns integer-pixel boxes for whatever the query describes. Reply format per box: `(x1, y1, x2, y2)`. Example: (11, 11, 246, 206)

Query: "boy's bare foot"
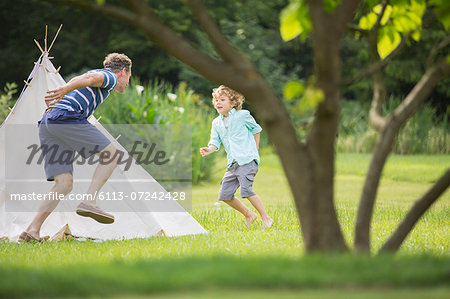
(262, 217, 274, 228)
(245, 210, 258, 227)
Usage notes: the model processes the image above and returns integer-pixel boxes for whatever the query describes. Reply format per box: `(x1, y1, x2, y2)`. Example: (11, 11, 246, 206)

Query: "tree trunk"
(354, 123, 398, 253)
(379, 169, 450, 253)
(355, 61, 450, 253)
(303, 0, 363, 252)
(354, 25, 389, 253)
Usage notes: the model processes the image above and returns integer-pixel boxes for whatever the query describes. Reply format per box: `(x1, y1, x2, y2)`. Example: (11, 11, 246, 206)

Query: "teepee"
(0, 27, 206, 241)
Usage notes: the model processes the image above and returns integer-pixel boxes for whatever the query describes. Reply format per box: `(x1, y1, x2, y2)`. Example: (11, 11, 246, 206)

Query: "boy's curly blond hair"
(212, 85, 245, 110)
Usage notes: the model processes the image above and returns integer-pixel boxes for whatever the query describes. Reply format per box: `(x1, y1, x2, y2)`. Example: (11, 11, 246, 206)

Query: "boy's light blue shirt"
(208, 108, 262, 169)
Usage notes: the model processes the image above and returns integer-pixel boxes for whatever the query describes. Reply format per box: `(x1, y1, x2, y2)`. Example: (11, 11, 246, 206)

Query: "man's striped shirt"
(51, 69, 117, 117)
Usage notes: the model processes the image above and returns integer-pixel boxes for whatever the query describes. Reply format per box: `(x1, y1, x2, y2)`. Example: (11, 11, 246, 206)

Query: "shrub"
(0, 83, 18, 124)
(337, 98, 449, 154)
(95, 80, 216, 184)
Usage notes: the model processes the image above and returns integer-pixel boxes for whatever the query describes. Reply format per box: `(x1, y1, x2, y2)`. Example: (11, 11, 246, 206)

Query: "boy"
(200, 85, 273, 228)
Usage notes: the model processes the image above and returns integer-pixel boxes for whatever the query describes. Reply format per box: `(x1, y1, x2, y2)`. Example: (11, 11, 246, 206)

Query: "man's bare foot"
(18, 231, 41, 243)
(245, 210, 258, 227)
(262, 217, 274, 228)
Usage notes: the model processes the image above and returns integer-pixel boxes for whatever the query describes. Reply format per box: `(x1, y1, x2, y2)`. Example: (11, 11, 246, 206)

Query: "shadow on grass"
(1, 254, 449, 298)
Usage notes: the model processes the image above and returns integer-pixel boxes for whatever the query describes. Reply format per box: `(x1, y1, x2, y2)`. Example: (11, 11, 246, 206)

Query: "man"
(19, 53, 132, 242)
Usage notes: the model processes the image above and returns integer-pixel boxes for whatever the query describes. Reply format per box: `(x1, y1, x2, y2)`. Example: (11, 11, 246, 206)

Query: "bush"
(337, 98, 449, 154)
(95, 80, 217, 184)
(0, 83, 18, 124)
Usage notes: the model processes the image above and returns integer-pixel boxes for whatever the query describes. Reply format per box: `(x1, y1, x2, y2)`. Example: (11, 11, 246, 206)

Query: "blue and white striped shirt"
(51, 69, 117, 117)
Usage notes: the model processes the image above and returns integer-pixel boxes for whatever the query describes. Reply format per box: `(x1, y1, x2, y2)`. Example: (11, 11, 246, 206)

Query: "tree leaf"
(411, 30, 421, 41)
(378, 25, 402, 58)
(410, 0, 426, 16)
(392, 14, 417, 32)
(280, 0, 311, 41)
(283, 80, 305, 100)
(390, 0, 411, 6)
(280, 1, 303, 41)
(430, 0, 450, 30)
(373, 4, 393, 26)
(359, 12, 378, 30)
(298, 85, 324, 111)
(365, 0, 380, 9)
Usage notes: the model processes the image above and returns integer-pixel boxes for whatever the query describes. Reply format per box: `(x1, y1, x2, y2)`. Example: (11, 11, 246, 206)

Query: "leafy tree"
(46, 0, 449, 254)
(282, 0, 450, 253)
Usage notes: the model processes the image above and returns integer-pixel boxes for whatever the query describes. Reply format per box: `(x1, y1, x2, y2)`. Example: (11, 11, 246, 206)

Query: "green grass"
(0, 153, 449, 297)
(113, 288, 450, 299)
(0, 255, 449, 298)
(336, 153, 450, 183)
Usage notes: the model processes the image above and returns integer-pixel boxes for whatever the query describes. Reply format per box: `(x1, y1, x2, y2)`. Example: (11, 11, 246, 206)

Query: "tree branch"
(346, 23, 368, 34)
(366, 23, 386, 132)
(49, 0, 253, 89)
(334, 0, 363, 36)
(51, 0, 136, 21)
(372, 0, 389, 31)
(426, 34, 450, 69)
(342, 36, 407, 86)
(368, 89, 387, 131)
(183, 0, 251, 69)
(379, 168, 450, 253)
(393, 59, 450, 124)
(342, 0, 390, 87)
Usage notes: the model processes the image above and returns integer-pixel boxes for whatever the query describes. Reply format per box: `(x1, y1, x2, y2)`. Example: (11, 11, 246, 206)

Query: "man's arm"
(253, 132, 260, 150)
(45, 72, 104, 107)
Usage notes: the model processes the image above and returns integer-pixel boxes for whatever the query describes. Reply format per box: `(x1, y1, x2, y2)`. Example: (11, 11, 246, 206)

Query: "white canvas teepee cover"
(0, 52, 207, 241)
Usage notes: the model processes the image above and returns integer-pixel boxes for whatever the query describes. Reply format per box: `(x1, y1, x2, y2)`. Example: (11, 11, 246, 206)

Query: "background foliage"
(1, 0, 448, 108)
(95, 80, 217, 184)
(0, 0, 448, 175)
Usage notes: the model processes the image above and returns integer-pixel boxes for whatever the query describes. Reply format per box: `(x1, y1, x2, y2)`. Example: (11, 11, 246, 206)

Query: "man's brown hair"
(103, 53, 132, 72)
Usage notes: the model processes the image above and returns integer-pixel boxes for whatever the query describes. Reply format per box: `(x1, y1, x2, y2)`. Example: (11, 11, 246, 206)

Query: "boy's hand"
(200, 147, 214, 157)
(200, 147, 211, 157)
(200, 145, 218, 157)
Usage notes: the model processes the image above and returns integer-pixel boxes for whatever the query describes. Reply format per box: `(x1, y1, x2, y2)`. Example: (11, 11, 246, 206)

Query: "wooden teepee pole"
(48, 24, 63, 53)
(44, 25, 48, 52)
(34, 39, 44, 54)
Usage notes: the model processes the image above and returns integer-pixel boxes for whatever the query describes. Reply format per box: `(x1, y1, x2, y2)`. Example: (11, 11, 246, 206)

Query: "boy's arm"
(44, 72, 105, 106)
(253, 132, 260, 150)
(208, 122, 221, 150)
(243, 111, 262, 136)
(201, 122, 221, 157)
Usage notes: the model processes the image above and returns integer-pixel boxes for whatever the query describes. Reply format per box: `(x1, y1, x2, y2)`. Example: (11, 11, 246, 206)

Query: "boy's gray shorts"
(218, 160, 258, 201)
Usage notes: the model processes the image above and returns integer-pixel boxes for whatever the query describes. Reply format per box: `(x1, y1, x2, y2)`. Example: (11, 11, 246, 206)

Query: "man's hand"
(45, 86, 68, 107)
(44, 72, 104, 107)
(200, 146, 216, 157)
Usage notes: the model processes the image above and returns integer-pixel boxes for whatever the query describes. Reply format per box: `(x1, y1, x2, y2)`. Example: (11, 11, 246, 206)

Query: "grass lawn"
(0, 152, 449, 298)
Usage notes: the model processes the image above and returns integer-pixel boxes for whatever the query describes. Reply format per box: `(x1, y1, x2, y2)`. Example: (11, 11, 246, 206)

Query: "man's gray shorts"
(38, 108, 111, 181)
(218, 160, 258, 201)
